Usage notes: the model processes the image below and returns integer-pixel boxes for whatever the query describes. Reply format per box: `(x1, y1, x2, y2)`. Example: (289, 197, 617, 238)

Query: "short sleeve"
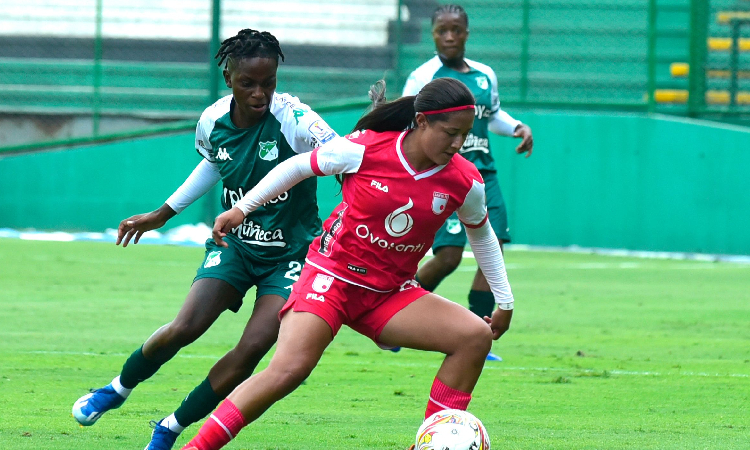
(457, 179, 488, 227)
(195, 119, 214, 162)
(272, 93, 338, 153)
(402, 72, 424, 97)
(486, 66, 501, 113)
(310, 136, 365, 176)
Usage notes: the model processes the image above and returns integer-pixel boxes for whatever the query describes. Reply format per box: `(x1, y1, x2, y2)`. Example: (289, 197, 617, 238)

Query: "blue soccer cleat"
(144, 420, 181, 450)
(486, 352, 503, 361)
(72, 384, 126, 426)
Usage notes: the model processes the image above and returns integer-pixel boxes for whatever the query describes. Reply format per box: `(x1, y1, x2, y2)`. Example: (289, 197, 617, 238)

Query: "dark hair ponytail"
(352, 78, 475, 133)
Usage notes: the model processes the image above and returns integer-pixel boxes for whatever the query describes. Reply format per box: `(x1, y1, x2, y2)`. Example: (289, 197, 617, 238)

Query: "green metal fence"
(0, 0, 748, 151)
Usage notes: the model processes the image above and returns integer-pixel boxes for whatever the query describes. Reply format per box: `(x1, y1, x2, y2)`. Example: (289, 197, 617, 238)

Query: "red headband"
(420, 105, 475, 115)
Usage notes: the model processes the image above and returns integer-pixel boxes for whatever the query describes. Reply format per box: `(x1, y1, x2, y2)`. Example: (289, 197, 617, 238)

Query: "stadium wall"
(0, 109, 748, 255)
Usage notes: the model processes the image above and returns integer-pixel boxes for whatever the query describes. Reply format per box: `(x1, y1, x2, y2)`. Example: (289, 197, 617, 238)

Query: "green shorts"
(432, 170, 511, 251)
(194, 237, 305, 313)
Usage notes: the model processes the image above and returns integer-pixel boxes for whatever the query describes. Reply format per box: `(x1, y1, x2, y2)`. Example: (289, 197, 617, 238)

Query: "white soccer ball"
(415, 409, 490, 450)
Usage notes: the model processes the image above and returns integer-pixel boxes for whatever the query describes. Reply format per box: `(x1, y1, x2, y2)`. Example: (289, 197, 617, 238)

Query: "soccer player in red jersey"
(179, 78, 515, 450)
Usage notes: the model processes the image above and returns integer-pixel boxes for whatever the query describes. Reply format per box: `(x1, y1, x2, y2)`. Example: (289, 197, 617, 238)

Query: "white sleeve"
(165, 160, 221, 214)
(272, 93, 338, 153)
(457, 179, 513, 308)
(234, 153, 315, 216)
(195, 119, 214, 162)
(465, 221, 514, 309)
(482, 63, 521, 137)
(233, 136, 365, 216)
(456, 179, 488, 227)
(402, 71, 424, 97)
(312, 136, 365, 175)
(488, 109, 521, 137)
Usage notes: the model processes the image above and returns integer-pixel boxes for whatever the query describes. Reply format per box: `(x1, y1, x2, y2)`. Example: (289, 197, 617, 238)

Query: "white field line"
(3, 227, 749, 264)
(18, 350, 749, 378)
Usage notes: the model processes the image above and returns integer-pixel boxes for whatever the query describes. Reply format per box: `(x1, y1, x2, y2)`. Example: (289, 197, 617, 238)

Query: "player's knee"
(434, 248, 463, 272)
(234, 334, 276, 362)
(163, 319, 206, 347)
(269, 360, 314, 392)
(461, 321, 493, 359)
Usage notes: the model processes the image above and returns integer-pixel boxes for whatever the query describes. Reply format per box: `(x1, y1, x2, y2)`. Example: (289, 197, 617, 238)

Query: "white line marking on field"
(20, 351, 749, 378)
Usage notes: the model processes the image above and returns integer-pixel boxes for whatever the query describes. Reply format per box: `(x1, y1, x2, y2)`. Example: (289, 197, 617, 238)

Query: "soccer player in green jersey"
(402, 4, 534, 361)
(72, 29, 339, 450)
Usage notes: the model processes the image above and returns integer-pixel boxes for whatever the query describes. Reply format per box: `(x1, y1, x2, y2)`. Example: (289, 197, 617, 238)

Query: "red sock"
(425, 378, 472, 419)
(181, 400, 247, 450)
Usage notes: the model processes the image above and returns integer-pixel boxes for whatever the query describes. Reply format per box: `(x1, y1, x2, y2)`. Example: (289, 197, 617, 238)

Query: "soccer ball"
(415, 409, 490, 450)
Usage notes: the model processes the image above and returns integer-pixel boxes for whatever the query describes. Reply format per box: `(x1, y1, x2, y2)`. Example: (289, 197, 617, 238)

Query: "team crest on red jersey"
(432, 192, 449, 215)
(312, 274, 334, 293)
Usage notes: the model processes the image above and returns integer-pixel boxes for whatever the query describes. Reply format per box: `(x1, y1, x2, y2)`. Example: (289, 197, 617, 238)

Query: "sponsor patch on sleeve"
(308, 120, 336, 144)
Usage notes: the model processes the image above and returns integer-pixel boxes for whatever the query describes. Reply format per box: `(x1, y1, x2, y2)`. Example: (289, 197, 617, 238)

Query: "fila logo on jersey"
(312, 274, 334, 293)
(217, 147, 232, 161)
(371, 180, 389, 193)
(259, 141, 279, 161)
(384, 199, 415, 238)
(432, 192, 449, 215)
(204, 251, 222, 268)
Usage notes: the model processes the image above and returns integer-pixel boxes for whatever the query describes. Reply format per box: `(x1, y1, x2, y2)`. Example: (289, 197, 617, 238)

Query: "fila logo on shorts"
(217, 147, 232, 161)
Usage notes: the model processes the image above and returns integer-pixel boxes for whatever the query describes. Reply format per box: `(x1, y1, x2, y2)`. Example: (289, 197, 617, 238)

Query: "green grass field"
(1, 238, 748, 450)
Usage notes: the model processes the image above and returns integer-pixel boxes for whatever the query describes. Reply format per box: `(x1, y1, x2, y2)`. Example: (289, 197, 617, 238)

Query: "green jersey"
(195, 93, 337, 263)
(402, 56, 520, 172)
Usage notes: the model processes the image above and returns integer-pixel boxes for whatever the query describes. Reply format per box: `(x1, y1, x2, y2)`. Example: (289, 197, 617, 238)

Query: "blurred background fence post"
(688, 0, 709, 116)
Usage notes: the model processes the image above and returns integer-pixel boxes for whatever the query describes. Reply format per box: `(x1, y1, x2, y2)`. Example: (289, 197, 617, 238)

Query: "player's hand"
(484, 308, 513, 340)
(513, 123, 533, 158)
(116, 205, 175, 247)
(212, 207, 245, 248)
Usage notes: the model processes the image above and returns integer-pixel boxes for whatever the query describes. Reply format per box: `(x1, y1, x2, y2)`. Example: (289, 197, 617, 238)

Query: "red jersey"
(306, 129, 488, 292)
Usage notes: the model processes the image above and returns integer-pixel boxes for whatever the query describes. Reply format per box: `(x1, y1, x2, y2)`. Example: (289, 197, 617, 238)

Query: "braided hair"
(431, 4, 469, 27)
(215, 29, 285, 71)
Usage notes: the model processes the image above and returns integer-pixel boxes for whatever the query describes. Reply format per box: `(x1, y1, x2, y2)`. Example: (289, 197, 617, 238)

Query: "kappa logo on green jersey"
(204, 251, 222, 268)
(259, 141, 279, 161)
(475, 75, 489, 90)
(293, 108, 308, 124)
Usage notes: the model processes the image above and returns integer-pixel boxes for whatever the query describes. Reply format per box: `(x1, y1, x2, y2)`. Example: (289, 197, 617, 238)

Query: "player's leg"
(415, 213, 466, 292)
(73, 239, 247, 426)
(146, 294, 285, 450)
(180, 310, 333, 450)
(378, 293, 493, 418)
(73, 278, 242, 427)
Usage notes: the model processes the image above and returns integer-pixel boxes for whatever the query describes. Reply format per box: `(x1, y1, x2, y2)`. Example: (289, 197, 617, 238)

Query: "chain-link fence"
(1, 0, 748, 150)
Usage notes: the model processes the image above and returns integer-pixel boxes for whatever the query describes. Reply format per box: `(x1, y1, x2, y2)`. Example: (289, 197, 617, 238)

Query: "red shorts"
(279, 265, 428, 344)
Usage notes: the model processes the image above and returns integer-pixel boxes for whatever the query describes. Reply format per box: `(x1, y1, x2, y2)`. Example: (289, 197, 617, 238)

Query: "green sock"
(468, 290, 495, 318)
(173, 377, 223, 427)
(119, 346, 163, 389)
(415, 273, 439, 292)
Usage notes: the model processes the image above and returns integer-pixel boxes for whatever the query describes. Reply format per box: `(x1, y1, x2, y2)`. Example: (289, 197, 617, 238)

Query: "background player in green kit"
(72, 29, 339, 450)
(402, 4, 534, 361)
